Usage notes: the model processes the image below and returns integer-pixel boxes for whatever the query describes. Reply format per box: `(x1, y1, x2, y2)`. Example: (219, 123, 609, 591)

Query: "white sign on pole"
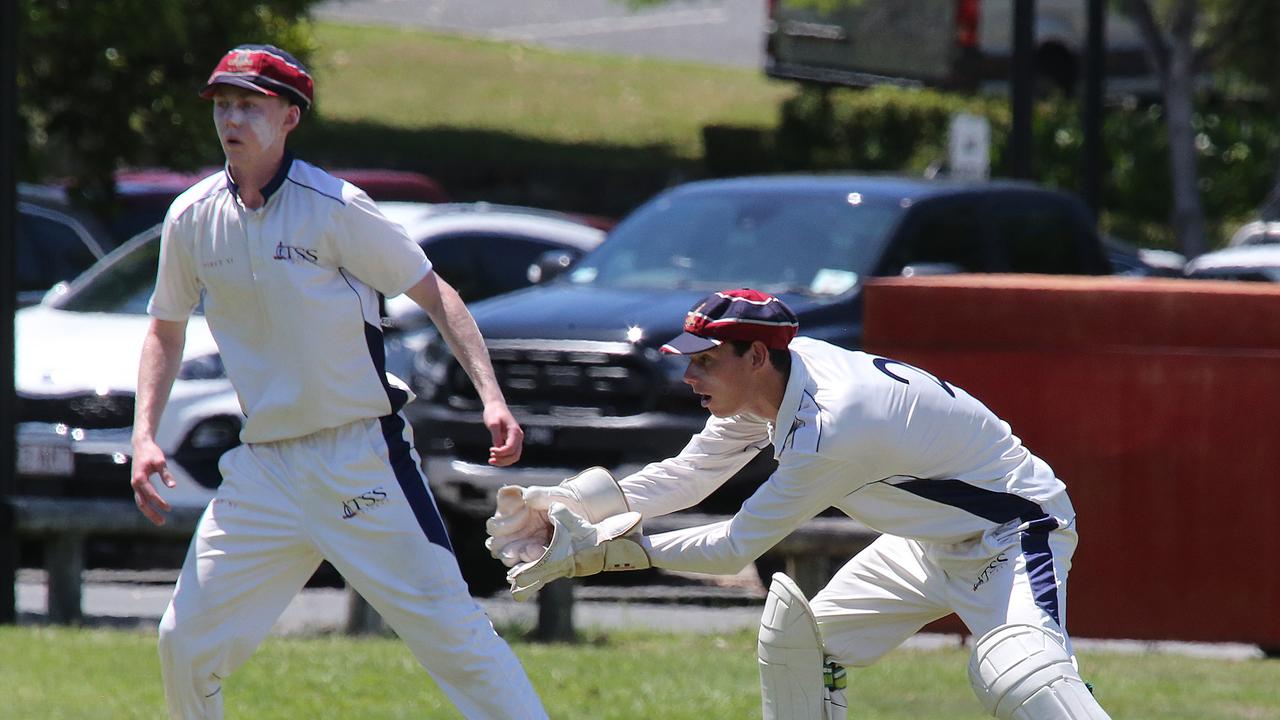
(949, 113, 991, 180)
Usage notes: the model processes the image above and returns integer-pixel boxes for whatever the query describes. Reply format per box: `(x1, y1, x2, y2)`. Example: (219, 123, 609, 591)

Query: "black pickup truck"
(404, 174, 1113, 590)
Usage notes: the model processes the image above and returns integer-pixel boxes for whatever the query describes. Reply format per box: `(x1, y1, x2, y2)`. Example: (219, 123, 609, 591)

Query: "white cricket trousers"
(157, 414, 547, 719)
(810, 524, 1079, 668)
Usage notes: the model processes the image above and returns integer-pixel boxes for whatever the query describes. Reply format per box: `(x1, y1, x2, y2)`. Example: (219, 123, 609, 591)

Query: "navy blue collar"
(225, 151, 294, 203)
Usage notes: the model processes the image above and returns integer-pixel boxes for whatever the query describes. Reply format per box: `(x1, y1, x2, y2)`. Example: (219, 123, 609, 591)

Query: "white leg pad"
(758, 573, 827, 720)
(968, 624, 1111, 720)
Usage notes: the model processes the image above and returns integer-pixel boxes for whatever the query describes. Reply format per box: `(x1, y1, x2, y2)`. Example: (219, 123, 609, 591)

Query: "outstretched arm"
(404, 270, 523, 466)
(130, 318, 188, 525)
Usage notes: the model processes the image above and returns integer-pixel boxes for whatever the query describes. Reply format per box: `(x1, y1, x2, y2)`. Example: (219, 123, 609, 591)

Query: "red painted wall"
(863, 275, 1280, 647)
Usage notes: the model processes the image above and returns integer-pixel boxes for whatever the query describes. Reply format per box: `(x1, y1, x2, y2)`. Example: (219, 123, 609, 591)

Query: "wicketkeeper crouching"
(485, 288, 1113, 720)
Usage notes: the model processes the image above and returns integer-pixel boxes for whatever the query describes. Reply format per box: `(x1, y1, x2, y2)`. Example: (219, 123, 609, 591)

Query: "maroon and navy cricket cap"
(661, 289, 799, 355)
(200, 45, 314, 110)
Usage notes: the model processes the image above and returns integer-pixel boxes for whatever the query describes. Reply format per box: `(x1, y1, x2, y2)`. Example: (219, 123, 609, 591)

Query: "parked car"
(15, 227, 240, 508)
(1103, 235, 1186, 277)
(14, 201, 603, 510)
(16, 184, 114, 307)
(765, 0, 1155, 97)
(403, 174, 1116, 591)
(37, 166, 450, 246)
(1226, 220, 1280, 248)
(1183, 245, 1280, 282)
(365, 201, 606, 380)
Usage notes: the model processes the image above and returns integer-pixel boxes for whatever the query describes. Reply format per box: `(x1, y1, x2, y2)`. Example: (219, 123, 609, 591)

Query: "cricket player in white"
(488, 289, 1111, 719)
(130, 45, 547, 719)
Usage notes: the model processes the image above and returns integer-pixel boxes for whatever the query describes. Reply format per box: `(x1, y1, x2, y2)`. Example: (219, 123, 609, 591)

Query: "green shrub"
(772, 86, 1280, 250)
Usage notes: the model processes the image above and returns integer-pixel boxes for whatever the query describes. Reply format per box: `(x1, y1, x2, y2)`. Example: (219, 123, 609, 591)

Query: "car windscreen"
(564, 190, 903, 296)
(50, 228, 176, 315)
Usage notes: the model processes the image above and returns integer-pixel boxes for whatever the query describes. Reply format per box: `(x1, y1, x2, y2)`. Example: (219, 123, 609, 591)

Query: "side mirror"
(527, 249, 578, 284)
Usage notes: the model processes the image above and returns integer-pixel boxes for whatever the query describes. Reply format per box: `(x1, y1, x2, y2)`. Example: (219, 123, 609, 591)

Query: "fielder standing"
(131, 44, 547, 719)
(489, 288, 1111, 719)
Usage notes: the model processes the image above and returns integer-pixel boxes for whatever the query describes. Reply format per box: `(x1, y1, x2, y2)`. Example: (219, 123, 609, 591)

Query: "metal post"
(1009, 0, 1035, 179)
(2, 0, 22, 625)
(1081, 0, 1107, 218)
(344, 586, 386, 635)
(534, 578, 576, 642)
(45, 534, 85, 625)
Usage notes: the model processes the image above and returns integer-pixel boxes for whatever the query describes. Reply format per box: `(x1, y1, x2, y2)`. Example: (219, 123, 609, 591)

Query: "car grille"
(444, 341, 658, 417)
(18, 392, 137, 429)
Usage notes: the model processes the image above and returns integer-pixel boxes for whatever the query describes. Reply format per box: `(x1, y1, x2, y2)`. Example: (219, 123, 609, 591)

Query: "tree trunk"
(1126, 0, 1208, 258)
(1163, 23, 1207, 258)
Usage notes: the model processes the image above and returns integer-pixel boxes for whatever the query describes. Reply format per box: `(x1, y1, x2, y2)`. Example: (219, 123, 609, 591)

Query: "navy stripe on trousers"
(894, 478, 1062, 626)
(359, 319, 450, 551)
(379, 412, 454, 553)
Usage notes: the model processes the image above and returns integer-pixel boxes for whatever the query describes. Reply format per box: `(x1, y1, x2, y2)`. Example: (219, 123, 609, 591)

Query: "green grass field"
(3, 624, 1276, 719)
(305, 22, 794, 163)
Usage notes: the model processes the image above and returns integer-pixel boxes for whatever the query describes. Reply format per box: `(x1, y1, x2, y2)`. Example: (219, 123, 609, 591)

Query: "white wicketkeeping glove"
(485, 486, 553, 567)
(484, 467, 630, 568)
(507, 503, 650, 602)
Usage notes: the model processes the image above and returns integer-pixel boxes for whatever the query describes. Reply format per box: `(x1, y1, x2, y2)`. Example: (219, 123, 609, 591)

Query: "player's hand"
(484, 468, 627, 567)
(507, 503, 647, 601)
(130, 437, 174, 526)
(484, 403, 523, 467)
(485, 486, 554, 567)
(484, 484, 589, 567)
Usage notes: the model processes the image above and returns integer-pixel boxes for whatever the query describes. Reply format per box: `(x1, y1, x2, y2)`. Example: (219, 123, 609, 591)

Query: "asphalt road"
(314, 0, 768, 68)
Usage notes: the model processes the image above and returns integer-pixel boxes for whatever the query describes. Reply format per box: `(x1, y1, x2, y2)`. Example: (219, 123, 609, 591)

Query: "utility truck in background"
(764, 0, 1155, 97)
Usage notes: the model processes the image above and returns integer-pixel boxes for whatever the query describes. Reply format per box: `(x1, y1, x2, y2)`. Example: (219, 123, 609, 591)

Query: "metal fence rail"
(7, 497, 879, 638)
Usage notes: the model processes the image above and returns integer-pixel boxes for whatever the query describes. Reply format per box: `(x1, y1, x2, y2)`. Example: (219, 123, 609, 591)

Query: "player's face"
(682, 342, 759, 418)
(211, 87, 296, 160)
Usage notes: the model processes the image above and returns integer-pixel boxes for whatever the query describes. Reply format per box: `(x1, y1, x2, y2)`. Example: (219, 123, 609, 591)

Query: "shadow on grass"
(294, 118, 701, 217)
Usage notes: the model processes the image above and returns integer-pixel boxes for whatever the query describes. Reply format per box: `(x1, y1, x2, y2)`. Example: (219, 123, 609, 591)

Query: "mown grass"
(3, 624, 1277, 719)
(304, 22, 794, 168)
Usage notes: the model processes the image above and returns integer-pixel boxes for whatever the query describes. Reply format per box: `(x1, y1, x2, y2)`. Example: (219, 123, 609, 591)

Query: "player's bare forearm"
(405, 271, 505, 407)
(131, 318, 187, 524)
(406, 272, 523, 464)
(133, 319, 187, 445)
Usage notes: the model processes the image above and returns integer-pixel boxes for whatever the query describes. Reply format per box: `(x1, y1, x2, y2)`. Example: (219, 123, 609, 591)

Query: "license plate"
(17, 443, 75, 477)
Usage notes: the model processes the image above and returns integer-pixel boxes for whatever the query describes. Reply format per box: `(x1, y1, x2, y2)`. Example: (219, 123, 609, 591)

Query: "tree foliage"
(17, 0, 318, 219)
(1122, 0, 1280, 254)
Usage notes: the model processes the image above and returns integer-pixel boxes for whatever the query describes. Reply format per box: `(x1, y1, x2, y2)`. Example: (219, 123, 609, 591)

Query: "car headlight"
(177, 353, 226, 381)
(410, 331, 452, 400)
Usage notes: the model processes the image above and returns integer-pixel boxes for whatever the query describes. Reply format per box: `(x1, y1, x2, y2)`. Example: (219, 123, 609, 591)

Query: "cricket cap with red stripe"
(201, 45, 314, 110)
(661, 289, 799, 355)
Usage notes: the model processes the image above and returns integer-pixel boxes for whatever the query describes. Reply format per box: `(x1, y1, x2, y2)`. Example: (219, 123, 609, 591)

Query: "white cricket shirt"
(149, 155, 432, 444)
(620, 337, 1077, 574)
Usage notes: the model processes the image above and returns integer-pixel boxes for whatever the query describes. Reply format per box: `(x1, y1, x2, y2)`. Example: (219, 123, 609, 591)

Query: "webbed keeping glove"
(507, 503, 650, 602)
(484, 467, 630, 568)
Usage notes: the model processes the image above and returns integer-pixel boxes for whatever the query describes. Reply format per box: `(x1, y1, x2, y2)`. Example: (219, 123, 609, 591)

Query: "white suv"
(16, 226, 241, 509)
